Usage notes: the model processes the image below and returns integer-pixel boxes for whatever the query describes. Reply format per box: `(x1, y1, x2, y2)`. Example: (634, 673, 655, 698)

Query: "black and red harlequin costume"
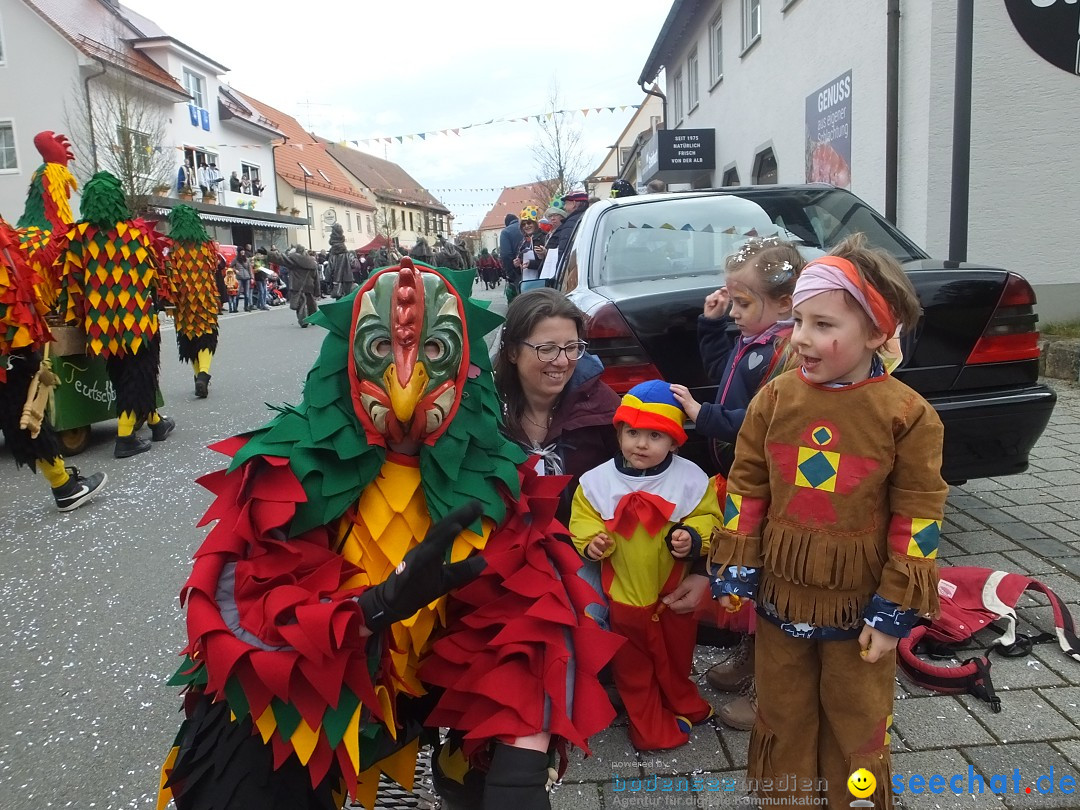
(157, 259, 621, 810)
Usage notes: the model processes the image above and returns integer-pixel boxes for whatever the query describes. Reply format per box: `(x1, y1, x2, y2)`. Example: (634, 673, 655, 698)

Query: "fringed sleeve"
(708, 385, 774, 571)
(877, 397, 948, 618)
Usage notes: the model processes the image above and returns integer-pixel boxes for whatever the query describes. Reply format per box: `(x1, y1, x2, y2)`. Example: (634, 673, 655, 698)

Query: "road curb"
(1040, 337, 1080, 382)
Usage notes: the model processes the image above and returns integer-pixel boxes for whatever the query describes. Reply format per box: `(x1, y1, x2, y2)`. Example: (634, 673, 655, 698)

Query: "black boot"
(483, 744, 551, 810)
(150, 415, 176, 442)
(194, 372, 211, 398)
(114, 434, 151, 458)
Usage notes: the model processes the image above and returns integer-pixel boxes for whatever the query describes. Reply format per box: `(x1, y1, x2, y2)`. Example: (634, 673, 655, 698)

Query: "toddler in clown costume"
(570, 380, 721, 750)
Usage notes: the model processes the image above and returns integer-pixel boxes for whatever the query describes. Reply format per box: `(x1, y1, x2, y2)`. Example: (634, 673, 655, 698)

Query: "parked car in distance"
(553, 186, 1056, 484)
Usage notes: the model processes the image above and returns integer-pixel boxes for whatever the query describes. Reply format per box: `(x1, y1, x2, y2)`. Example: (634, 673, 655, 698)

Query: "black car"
(553, 186, 1056, 483)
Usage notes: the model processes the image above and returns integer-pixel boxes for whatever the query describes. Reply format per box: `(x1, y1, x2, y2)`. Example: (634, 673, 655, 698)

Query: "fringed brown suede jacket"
(710, 369, 947, 629)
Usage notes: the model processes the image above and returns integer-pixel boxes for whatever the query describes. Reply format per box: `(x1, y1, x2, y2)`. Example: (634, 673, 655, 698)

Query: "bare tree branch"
(65, 70, 174, 214)
(532, 82, 589, 207)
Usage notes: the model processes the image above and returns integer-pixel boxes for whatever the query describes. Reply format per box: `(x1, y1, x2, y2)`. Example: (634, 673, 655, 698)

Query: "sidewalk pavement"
(553, 379, 1080, 810)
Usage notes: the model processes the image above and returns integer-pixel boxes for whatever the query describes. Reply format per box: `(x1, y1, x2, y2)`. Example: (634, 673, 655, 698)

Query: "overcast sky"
(121, 0, 672, 230)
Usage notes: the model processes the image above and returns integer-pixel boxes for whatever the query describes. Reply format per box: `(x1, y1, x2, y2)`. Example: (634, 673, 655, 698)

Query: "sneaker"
(150, 415, 176, 442)
(52, 467, 107, 512)
(706, 635, 755, 692)
(194, 372, 211, 399)
(718, 677, 757, 731)
(114, 434, 152, 458)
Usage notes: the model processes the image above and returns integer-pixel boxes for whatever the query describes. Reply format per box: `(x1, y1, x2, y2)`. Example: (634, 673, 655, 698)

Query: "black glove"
(357, 501, 486, 633)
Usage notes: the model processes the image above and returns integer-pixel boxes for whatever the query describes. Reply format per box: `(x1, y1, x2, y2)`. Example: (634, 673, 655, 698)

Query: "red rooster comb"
(33, 131, 74, 166)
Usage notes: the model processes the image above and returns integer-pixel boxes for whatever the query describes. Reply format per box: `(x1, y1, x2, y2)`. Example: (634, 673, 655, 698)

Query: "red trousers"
(608, 598, 712, 750)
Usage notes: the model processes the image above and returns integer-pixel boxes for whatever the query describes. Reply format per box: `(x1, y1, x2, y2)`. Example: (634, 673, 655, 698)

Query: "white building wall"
(671, 0, 890, 210)
(661, 0, 1080, 320)
(141, 47, 279, 215)
(0, 0, 82, 220)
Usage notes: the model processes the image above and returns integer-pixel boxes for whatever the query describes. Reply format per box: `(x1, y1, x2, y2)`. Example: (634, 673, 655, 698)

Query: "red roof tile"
(237, 92, 376, 212)
(322, 141, 449, 215)
(478, 182, 555, 232)
(23, 0, 187, 97)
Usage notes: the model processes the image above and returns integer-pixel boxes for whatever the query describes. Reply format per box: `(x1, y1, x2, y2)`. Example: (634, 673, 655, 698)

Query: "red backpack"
(897, 566, 1080, 712)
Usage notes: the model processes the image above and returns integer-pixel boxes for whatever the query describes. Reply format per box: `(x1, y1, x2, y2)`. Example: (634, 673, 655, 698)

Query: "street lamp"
(298, 161, 314, 250)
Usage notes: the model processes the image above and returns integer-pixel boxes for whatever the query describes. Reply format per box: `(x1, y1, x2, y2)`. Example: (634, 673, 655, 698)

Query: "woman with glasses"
(494, 289, 621, 526)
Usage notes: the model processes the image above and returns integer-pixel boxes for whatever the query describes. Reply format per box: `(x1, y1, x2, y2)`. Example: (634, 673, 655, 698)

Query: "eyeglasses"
(519, 340, 588, 362)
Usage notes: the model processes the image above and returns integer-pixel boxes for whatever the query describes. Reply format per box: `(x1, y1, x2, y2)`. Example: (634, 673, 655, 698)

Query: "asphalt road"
(0, 281, 507, 810)
(0, 302, 353, 808)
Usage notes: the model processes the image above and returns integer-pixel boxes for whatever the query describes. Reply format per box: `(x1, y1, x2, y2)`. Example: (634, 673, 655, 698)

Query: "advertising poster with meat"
(805, 71, 852, 188)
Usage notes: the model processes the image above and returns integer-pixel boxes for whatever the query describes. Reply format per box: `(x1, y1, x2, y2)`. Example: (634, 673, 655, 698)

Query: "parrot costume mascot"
(158, 258, 621, 810)
(165, 204, 219, 398)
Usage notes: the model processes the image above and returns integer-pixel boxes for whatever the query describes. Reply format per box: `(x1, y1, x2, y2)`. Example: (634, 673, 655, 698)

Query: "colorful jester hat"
(228, 257, 524, 535)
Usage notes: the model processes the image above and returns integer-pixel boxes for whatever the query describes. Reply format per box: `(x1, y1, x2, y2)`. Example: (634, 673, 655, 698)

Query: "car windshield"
(591, 189, 928, 286)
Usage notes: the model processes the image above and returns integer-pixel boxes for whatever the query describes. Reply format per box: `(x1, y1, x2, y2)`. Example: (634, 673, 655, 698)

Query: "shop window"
(752, 148, 778, 184)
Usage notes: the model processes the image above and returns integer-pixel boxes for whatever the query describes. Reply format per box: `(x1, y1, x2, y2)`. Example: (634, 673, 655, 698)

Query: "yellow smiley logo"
(848, 768, 876, 799)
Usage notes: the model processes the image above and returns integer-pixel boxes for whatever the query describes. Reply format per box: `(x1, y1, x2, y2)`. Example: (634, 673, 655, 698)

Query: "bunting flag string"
(166, 104, 641, 152)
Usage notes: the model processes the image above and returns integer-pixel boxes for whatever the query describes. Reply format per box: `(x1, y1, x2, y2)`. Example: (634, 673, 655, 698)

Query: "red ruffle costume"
(159, 261, 621, 810)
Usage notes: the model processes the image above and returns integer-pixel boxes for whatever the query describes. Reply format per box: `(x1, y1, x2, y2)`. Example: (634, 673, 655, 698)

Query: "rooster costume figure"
(16, 131, 79, 308)
(56, 171, 175, 458)
(0, 130, 106, 511)
(158, 258, 621, 810)
(165, 205, 219, 398)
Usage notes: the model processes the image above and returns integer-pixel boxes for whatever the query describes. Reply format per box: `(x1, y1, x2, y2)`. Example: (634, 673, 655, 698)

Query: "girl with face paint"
(710, 233, 944, 808)
(669, 237, 805, 731)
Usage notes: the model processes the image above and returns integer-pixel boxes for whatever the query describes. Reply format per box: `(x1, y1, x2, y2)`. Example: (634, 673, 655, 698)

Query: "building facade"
(587, 91, 664, 198)
(0, 0, 301, 248)
(239, 92, 376, 252)
(640, 0, 1080, 321)
(477, 181, 553, 254)
(323, 141, 451, 253)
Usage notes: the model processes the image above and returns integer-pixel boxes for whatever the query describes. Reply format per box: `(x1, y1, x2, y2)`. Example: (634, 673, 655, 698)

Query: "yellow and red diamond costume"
(0, 214, 63, 469)
(164, 205, 219, 397)
(56, 171, 168, 443)
(158, 259, 621, 810)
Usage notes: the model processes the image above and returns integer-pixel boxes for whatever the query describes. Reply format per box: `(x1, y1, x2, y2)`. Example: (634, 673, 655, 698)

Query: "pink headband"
(792, 257, 898, 337)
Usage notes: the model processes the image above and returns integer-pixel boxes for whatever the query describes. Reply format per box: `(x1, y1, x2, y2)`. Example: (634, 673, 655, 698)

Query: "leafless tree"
(66, 71, 174, 213)
(375, 206, 400, 248)
(532, 83, 589, 205)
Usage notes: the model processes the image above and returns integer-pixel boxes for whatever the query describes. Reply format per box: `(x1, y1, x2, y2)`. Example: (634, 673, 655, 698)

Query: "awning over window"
(147, 196, 306, 230)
